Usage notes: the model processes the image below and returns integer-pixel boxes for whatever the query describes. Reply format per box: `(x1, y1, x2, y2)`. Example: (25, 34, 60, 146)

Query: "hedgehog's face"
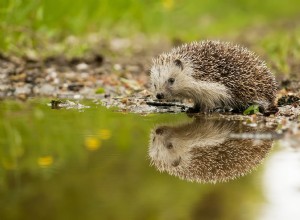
(149, 126, 186, 170)
(150, 59, 190, 100)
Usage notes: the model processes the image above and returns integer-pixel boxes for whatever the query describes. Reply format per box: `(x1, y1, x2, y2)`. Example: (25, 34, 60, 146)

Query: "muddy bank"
(1, 40, 300, 118)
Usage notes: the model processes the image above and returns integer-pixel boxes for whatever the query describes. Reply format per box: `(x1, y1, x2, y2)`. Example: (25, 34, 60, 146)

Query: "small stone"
(38, 84, 56, 96)
(0, 84, 10, 91)
(62, 83, 69, 89)
(53, 78, 60, 85)
(14, 84, 31, 96)
(46, 68, 55, 74)
(45, 70, 58, 82)
(50, 71, 58, 78)
(113, 64, 122, 71)
(80, 72, 89, 80)
(73, 94, 81, 99)
(65, 72, 77, 80)
(17, 93, 27, 100)
(76, 63, 88, 71)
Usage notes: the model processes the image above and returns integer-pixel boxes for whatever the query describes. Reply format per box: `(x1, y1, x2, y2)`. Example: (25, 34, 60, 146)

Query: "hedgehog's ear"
(171, 157, 181, 167)
(174, 59, 183, 70)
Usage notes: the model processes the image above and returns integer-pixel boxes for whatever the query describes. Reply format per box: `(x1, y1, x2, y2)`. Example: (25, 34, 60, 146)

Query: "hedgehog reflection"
(148, 118, 273, 183)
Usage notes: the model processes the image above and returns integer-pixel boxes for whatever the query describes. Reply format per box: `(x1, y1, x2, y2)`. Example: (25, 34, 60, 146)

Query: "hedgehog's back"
(174, 40, 278, 110)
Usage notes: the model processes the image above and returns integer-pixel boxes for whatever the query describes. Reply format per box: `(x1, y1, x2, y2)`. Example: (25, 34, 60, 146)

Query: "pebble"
(14, 84, 31, 96)
(76, 63, 88, 71)
(0, 84, 10, 91)
(65, 72, 77, 80)
(73, 94, 81, 99)
(79, 72, 89, 80)
(53, 78, 60, 85)
(36, 84, 56, 96)
(113, 64, 122, 71)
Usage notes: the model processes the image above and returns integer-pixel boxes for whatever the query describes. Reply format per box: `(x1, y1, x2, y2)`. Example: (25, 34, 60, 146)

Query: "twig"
(146, 101, 188, 108)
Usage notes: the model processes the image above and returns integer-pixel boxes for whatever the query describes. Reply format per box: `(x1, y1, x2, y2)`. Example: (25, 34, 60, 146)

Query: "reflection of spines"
(181, 139, 271, 183)
(149, 118, 274, 183)
(149, 119, 234, 172)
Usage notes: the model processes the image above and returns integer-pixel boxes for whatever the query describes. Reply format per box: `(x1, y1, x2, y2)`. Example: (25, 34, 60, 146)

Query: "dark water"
(0, 100, 299, 220)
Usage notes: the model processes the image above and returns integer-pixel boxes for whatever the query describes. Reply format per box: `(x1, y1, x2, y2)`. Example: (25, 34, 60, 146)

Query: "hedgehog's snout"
(155, 128, 164, 135)
(156, 93, 164, 99)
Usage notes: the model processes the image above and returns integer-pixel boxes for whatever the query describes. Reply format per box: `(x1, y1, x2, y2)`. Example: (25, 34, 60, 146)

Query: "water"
(0, 99, 300, 220)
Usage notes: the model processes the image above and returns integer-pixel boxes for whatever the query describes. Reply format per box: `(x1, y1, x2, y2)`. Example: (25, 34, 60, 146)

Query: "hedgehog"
(150, 40, 278, 113)
(148, 117, 274, 183)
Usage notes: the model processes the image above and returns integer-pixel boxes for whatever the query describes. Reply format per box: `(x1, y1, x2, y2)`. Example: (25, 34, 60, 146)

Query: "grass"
(1, 0, 300, 77)
(1, 1, 300, 51)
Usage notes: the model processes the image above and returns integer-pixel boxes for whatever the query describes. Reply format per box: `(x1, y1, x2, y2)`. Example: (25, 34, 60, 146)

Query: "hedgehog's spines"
(150, 40, 278, 112)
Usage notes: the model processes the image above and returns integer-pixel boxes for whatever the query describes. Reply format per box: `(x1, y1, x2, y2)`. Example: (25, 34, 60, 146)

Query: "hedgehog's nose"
(155, 128, 164, 135)
(156, 93, 164, 99)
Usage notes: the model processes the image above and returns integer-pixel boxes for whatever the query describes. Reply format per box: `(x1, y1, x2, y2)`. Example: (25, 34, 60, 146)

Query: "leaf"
(243, 105, 260, 115)
(95, 87, 105, 94)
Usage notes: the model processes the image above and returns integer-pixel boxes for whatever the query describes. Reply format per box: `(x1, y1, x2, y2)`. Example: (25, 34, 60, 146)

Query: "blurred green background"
(1, 0, 300, 76)
(1, 0, 300, 40)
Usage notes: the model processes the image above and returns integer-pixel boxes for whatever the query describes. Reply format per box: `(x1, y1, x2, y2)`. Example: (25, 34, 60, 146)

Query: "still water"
(0, 100, 299, 220)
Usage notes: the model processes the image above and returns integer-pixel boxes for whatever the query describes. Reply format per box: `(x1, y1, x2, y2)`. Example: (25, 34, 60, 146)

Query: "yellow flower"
(85, 136, 101, 151)
(98, 129, 112, 140)
(162, 0, 174, 10)
(38, 156, 53, 167)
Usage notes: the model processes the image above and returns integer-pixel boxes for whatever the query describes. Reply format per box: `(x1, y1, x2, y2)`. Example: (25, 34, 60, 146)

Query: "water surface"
(0, 100, 299, 220)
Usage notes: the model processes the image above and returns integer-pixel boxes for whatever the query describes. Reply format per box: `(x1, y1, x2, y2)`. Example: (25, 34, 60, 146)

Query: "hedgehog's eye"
(166, 143, 173, 149)
(168, 78, 175, 85)
(154, 84, 157, 89)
